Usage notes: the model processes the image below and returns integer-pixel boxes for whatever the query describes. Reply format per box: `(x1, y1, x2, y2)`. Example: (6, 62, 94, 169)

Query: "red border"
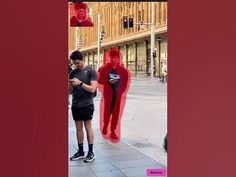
(1, 1, 236, 177)
(0, 1, 68, 177)
(168, 0, 236, 177)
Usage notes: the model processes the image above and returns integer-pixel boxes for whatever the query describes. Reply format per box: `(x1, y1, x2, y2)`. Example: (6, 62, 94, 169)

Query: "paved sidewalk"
(69, 128, 167, 177)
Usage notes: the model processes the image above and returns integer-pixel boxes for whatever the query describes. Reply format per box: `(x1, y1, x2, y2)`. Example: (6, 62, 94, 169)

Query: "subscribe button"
(146, 168, 167, 176)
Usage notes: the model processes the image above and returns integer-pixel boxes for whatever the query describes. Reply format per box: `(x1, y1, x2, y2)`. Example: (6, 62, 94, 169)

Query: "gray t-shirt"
(69, 66, 98, 108)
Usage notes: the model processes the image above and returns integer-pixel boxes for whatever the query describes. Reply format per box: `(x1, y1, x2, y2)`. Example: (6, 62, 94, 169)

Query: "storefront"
(88, 53, 93, 67)
(137, 41, 147, 76)
(84, 53, 89, 64)
(80, 33, 167, 78)
(93, 53, 98, 69)
(127, 44, 135, 75)
(119, 46, 127, 68)
(156, 35, 167, 77)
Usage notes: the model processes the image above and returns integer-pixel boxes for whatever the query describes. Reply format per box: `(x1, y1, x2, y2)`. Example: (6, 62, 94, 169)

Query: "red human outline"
(98, 48, 131, 143)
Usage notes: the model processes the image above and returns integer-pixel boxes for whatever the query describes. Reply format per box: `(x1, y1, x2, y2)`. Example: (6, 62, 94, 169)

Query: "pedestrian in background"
(161, 62, 167, 83)
(68, 59, 73, 75)
(68, 59, 73, 106)
(163, 134, 167, 152)
(68, 51, 98, 163)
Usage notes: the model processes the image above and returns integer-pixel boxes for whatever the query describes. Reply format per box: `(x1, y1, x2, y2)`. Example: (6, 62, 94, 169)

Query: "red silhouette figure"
(98, 48, 131, 143)
(70, 2, 94, 27)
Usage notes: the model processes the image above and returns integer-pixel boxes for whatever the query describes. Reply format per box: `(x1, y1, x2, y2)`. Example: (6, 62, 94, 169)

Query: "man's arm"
(81, 80, 97, 93)
(69, 78, 97, 93)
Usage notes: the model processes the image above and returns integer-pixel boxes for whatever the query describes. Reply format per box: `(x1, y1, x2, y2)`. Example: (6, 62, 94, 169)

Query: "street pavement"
(69, 76, 167, 177)
(122, 77, 167, 165)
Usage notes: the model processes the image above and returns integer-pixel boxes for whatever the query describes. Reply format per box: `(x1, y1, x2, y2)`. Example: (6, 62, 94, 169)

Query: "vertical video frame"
(68, 1, 167, 176)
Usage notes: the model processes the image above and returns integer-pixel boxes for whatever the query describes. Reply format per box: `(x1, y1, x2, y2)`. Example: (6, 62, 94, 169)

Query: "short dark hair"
(70, 50, 84, 60)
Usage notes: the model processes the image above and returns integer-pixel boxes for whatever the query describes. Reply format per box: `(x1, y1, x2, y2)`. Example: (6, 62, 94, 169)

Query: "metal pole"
(97, 14, 101, 70)
(150, 2, 155, 78)
(158, 40, 161, 77)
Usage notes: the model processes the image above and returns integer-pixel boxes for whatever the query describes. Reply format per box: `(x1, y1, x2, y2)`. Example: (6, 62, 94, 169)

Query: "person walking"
(68, 50, 98, 162)
(98, 48, 131, 143)
(68, 58, 73, 75)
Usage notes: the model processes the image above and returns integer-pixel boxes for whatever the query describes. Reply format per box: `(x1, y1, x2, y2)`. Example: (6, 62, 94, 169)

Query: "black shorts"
(71, 104, 94, 121)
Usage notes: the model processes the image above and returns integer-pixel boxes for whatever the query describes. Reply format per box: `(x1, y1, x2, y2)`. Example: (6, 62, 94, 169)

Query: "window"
(128, 2, 131, 8)
(138, 10, 141, 31)
(159, 3, 162, 24)
(142, 9, 144, 24)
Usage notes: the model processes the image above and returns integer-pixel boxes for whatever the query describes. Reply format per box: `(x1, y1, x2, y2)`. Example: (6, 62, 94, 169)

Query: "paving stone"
(95, 169, 126, 177)
(87, 160, 117, 172)
(69, 166, 96, 177)
(112, 158, 161, 169)
(105, 153, 148, 162)
(120, 166, 162, 177)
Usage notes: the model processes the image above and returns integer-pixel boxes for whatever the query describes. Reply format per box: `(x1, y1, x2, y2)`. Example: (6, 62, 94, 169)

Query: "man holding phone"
(68, 50, 98, 163)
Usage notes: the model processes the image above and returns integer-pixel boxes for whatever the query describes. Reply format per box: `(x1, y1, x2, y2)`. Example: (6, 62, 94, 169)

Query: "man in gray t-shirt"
(69, 66, 97, 108)
(68, 51, 98, 163)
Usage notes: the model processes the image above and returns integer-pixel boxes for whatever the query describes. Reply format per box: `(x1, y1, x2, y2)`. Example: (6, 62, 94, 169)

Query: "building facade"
(68, 4, 77, 52)
(68, 2, 167, 77)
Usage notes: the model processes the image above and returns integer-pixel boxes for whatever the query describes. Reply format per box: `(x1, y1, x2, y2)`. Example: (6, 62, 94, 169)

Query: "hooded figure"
(98, 48, 131, 143)
(70, 2, 94, 27)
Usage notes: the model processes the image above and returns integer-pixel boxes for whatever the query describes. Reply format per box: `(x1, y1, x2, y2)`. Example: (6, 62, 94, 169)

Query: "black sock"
(78, 143, 83, 152)
(88, 144, 93, 153)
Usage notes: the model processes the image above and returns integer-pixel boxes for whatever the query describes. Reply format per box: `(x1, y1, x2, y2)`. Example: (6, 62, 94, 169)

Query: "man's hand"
(109, 79, 117, 84)
(69, 78, 82, 86)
